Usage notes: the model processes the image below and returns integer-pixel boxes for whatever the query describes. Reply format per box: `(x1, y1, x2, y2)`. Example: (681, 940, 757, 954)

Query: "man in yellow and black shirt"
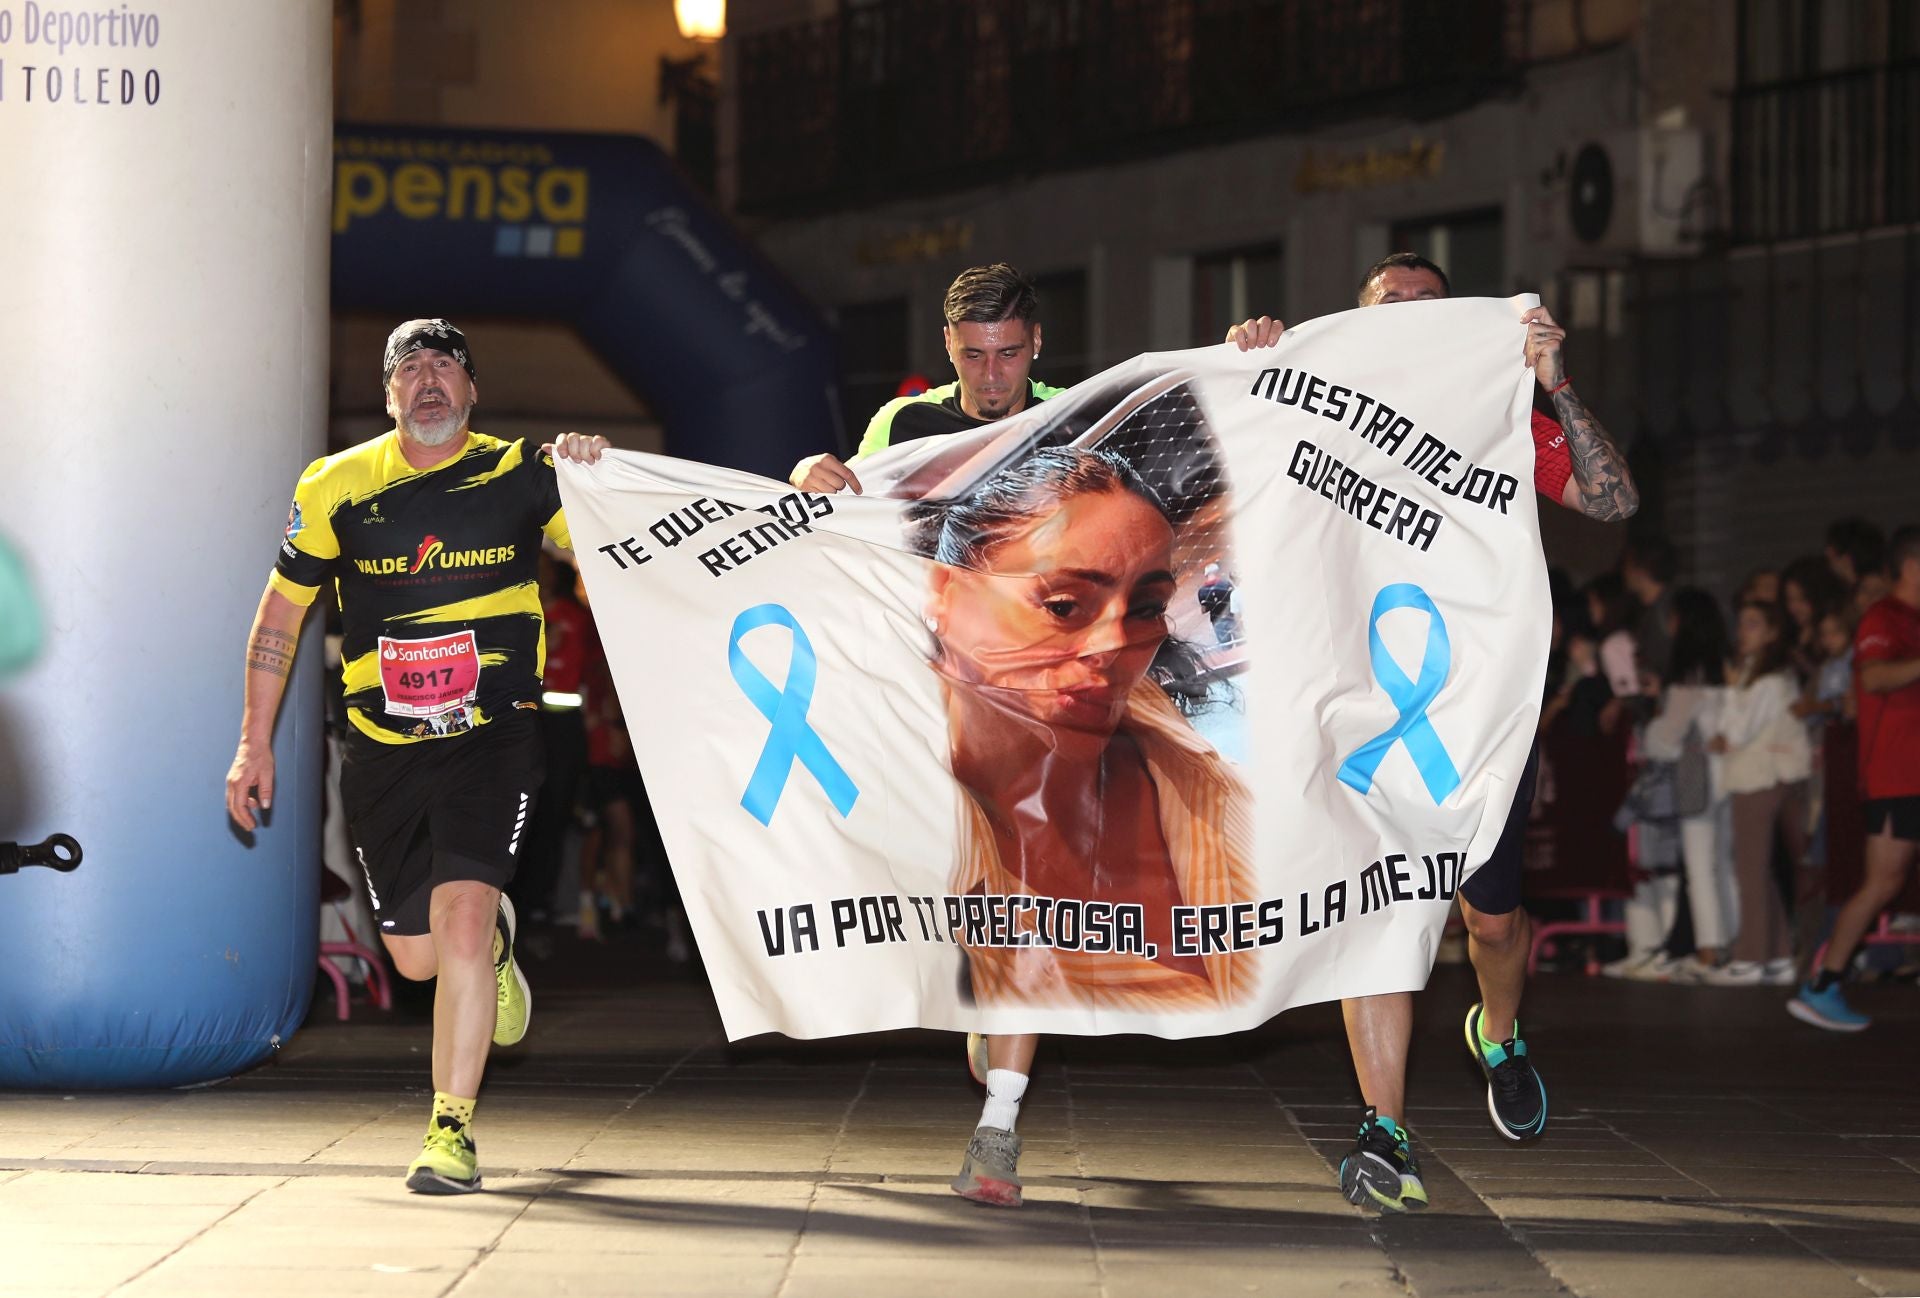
(224, 319, 607, 1196)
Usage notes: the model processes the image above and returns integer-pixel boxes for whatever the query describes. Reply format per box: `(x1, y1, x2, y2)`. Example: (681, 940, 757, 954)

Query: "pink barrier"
(1523, 726, 1632, 975)
(317, 904, 394, 1022)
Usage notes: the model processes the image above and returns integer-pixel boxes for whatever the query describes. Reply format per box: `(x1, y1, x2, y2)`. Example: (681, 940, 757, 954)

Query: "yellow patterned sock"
(432, 1092, 477, 1130)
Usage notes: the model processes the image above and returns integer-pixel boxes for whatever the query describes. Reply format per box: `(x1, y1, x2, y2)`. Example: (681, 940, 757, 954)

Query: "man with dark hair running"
(1230, 251, 1639, 1211)
(225, 319, 607, 1194)
(790, 263, 1060, 1207)
(1790, 523, 1920, 1031)
(791, 262, 1062, 495)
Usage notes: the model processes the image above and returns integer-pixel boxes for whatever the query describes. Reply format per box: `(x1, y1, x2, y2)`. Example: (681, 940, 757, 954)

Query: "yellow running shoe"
(493, 895, 531, 1047)
(406, 1116, 480, 1194)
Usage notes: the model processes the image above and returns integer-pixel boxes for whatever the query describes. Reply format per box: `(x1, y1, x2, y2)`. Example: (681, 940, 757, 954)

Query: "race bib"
(378, 630, 481, 717)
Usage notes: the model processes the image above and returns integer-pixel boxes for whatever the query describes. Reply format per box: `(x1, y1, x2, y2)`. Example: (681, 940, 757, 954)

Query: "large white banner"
(560, 298, 1548, 1041)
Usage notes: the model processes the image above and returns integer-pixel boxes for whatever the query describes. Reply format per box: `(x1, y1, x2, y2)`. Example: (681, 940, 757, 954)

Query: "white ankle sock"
(979, 1069, 1028, 1132)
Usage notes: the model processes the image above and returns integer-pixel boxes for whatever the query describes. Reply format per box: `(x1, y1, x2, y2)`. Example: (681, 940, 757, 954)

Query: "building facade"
(328, 0, 720, 455)
(723, 0, 1920, 592)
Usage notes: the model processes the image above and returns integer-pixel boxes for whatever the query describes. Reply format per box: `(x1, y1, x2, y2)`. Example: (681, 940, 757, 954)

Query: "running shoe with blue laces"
(1465, 1002, 1547, 1141)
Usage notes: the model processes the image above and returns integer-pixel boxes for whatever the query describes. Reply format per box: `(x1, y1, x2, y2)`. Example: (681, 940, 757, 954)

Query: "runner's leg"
(954, 1032, 1039, 1208)
(1339, 993, 1424, 1211)
(1818, 825, 1915, 980)
(428, 879, 503, 1098)
(1790, 811, 1914, 1032)
(1343, 993, 1409, 1122)
(986, 1033, 1038, 1076)
(1461, 899, 1529, 1039)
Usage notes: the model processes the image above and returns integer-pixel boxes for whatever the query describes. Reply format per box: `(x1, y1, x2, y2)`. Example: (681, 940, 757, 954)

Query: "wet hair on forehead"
(1358, 252, 1451, 305)
(908, 447, 1169, 570)
(944, 263, 1039, 327)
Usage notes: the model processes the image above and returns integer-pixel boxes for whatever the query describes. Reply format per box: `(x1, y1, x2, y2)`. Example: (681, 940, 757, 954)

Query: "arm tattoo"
(1551, 384, 1641, 522)
(247, 626, 297, 680)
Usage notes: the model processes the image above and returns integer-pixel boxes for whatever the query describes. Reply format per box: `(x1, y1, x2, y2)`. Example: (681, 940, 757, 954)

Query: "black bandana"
(382, 318, 475, 386)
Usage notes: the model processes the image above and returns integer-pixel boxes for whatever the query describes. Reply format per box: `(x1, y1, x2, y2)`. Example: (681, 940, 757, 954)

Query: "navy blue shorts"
(1458, 738, 1541, 917)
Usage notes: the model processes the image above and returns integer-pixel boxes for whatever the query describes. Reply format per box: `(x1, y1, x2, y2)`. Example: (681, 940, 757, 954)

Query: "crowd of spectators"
(1533, 517, 1920, 1029)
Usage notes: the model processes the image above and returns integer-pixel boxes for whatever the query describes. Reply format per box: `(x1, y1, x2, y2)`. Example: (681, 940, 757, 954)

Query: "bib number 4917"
(379, 630, 481, 718)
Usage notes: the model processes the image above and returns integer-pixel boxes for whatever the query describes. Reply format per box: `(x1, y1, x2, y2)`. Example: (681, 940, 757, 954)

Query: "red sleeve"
(1530, 410, 1573, 506)
(1855, 604, 1897, 663)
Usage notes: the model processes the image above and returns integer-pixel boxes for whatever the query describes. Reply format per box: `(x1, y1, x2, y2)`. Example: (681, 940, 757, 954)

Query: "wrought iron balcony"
(735, 0, 1517, 214)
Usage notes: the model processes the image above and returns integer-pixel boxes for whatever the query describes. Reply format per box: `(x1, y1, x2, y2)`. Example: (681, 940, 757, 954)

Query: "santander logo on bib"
(376, 629, 482, 719)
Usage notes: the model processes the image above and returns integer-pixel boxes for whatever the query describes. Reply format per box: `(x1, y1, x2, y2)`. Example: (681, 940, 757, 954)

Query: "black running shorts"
(1458, 737, 1542, 918)
(340, 709, 545, 936)
(1864, 795, 1920, 844)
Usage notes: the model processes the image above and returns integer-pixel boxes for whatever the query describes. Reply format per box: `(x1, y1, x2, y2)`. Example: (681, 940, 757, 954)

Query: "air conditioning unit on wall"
(1553, 128, 1708, 258)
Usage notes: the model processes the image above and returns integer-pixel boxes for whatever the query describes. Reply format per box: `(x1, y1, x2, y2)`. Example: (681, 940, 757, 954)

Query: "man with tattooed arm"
(1227, 252, 1639, 1210)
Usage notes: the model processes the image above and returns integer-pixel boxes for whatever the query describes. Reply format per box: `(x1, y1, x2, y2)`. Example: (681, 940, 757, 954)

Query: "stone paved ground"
(4, 938, 1919, 1297)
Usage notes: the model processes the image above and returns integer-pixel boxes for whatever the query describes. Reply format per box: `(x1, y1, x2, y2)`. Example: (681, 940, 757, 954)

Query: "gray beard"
(400, 399, 471, 446)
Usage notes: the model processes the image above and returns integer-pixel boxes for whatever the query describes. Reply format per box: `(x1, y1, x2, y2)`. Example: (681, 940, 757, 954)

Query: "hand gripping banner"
(560, 297, 1549, 1041)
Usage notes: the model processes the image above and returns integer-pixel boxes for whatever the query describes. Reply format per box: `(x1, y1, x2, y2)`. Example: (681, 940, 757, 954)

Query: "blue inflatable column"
(0, 0, 333, 1087)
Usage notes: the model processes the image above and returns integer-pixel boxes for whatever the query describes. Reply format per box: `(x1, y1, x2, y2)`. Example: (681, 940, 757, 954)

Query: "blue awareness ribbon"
(728, 603, 860, 827)
(1336, 583, 1462, 804)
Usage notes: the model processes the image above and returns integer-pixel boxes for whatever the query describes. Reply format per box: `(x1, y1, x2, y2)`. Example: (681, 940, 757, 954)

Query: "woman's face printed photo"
(929, 484, 1176, 735)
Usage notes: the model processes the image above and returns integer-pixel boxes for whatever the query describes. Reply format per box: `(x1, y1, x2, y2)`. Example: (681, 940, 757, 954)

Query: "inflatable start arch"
(329, 123, 840, 478)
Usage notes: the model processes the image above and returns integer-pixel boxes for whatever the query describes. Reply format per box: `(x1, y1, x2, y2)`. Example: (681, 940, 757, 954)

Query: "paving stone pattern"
(3, 943, 1918, 1297)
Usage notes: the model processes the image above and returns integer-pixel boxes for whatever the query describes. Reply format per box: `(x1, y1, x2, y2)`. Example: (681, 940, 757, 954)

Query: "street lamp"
(663, 1, 722, 191)
(674, 0, 725, 42)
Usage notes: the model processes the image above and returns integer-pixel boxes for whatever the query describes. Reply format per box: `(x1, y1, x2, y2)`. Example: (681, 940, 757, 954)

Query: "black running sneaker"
(1464, 1001, 1547, 1141)
(1338, 1109, 1428, 1212)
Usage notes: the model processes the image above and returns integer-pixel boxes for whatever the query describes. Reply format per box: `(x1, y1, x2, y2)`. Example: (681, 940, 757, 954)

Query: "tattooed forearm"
(247, 626, 296, 679)
(1551, 384, 1640, 522)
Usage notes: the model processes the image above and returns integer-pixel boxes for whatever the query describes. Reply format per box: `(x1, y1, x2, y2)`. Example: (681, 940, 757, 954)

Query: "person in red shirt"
(1229, 251, 1639, 1211)
(1790, 524, 1920, 1031)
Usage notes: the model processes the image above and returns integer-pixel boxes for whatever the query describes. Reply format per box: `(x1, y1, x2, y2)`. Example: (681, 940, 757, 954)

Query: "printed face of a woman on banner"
(925, 478, 1176, 736)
